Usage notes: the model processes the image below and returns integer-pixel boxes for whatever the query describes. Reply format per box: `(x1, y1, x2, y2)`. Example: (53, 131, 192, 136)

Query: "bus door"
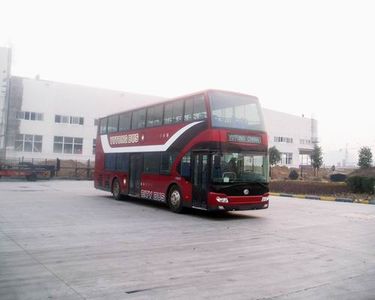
(192, 152, 209, 209)
(129, 153, 142, 197)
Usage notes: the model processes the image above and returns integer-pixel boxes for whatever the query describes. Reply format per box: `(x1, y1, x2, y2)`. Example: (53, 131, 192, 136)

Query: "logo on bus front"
(109, 133, 140, 146)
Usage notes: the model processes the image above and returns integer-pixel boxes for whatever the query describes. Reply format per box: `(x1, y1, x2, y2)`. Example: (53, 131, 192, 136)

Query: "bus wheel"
(112, 179, 124, 200)
(168, 185, 184, 213)
(26, 173, 37, 181)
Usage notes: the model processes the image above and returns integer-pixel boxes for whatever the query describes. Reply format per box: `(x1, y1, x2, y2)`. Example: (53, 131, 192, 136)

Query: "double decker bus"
(94, 90, 269, 213)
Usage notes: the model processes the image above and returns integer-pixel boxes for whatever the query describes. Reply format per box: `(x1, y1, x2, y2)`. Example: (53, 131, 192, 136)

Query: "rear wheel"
(26, 173, 37, 181)
(112, 178, 124, 200)
(168, 185, 184, 213)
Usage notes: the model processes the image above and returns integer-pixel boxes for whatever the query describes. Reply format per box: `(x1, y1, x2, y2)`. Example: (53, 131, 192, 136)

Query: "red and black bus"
(94, 90, 269, 212)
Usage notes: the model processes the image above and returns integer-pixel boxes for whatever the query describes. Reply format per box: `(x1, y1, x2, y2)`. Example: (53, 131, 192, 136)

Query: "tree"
(269, 146, 281, 178)
(358, 146, 373, 169)
(310, 144, 323, 176)
(269, 146, 281, 166)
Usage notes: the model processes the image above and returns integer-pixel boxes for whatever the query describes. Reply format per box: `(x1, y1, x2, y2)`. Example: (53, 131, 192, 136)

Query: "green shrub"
(270, 180, 349, 194)
(330, 173, 347, 182)
(289, 169, 299, 180)
(346, 176, 375, 194)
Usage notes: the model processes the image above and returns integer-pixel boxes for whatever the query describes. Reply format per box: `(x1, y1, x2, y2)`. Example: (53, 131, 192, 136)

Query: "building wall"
(0, 45, 318, 165)
(4, 77, 318, 166)
(264, 108, 317, 167)
(0, 47, 11, 158)
(5, 77, 164, 161)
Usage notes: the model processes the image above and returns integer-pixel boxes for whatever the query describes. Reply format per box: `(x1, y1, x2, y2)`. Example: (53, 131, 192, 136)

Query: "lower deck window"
(144, 153, 161, 173)
(104, 153, 129, 171)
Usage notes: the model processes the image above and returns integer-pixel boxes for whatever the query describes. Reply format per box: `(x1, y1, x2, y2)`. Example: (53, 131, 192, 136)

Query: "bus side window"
(119, 112, 131, 131)
(147, 105, 163, 127)
(193, 95, 207, 120)
(173, 101, 183, 123)
(107, 115, 119, 133)
(104, 153, 116, 170)
(180, 154, 191, 179)
(160, 152, 172, 174)
(116, 153, 129, 171)
(184, 98, 193, 121)
(132, 109, 146, 129)
(99, 118, 108, 135)
(164, 101, 183, 125)
(144, 153, 160, 173)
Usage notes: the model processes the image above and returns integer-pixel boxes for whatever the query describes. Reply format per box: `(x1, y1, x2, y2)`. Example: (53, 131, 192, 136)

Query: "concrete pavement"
(1, 180, 375, 299)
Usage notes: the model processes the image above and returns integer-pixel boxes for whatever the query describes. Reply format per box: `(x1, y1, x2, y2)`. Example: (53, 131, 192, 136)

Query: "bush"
(289, 169, 299, 180)
(270, 180, 349, 195)
(346, 176, 375, 194)
(330, 173, 347, 182)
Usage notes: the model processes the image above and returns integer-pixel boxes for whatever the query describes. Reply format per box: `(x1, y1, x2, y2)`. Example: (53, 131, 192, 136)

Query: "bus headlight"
(216, 196, 229, 203)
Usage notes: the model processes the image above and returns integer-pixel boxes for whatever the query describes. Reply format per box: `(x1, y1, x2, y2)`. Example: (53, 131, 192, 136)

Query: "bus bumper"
(208, 193, 269, 211)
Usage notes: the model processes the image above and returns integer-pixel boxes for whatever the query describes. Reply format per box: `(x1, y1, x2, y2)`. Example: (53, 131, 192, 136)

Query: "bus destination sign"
(228, 134, 261, 144)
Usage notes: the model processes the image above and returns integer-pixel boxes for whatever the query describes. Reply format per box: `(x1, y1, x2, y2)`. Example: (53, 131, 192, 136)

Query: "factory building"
(0, 47, 317, 167)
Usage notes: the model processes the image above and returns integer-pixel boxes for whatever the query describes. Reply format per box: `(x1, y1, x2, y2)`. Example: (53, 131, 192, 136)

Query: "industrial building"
(0, 47, 317, 167)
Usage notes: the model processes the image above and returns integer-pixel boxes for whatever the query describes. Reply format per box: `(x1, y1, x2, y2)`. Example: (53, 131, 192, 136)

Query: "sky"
(1, 0, 374, 163)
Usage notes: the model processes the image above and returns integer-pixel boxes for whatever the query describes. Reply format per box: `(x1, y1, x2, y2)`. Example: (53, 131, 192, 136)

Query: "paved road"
(0, 180, 375, 300)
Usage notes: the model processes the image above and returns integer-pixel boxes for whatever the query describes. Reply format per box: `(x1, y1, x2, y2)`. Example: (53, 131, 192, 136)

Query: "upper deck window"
(119, 112, 131, 131)
(209, 91, 265, 131)
(184, 95, 207, 121)
(99, 118, 108, 134)
(164, 101, 183, 125)
(107, 115, 119, 133)
(147, 104, 163, 127)
(132, 109, 146, 129)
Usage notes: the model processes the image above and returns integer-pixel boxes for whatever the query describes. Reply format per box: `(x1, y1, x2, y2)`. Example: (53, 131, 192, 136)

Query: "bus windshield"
(209, 90, 265, 131)
(211, 152, 268, 183)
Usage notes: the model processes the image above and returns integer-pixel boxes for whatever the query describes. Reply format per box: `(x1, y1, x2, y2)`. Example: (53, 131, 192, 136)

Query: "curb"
(269, 192, 375, 205)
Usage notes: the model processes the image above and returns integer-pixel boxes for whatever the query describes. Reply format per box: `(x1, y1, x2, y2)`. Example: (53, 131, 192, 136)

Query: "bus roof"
(100, 89, 259, 120)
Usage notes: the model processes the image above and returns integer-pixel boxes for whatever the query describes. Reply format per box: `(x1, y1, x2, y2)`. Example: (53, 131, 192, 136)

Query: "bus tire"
(112, 178, 124, 200)
(26, 173, 37, 181)
(167, 185, 184, 213)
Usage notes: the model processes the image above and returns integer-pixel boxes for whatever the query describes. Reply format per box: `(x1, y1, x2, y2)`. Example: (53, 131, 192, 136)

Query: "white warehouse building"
(0, 47, 317, 167)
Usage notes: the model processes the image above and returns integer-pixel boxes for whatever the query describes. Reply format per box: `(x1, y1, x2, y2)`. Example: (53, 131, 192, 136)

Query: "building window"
(16, 111, 43, 121)
(300, 139, 311, 145)
(281, 152, 293, 165)
(53, 136, 83, 154)
(274, 136, 293, 143)
(15, 134, 42, 152)
(299, 154, 311, 165)
(55, 114, 84, 125)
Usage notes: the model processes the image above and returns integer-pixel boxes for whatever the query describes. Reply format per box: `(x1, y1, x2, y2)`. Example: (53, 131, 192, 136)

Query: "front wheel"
(168, 185, 184, 213)
(112, 178, 124, 200)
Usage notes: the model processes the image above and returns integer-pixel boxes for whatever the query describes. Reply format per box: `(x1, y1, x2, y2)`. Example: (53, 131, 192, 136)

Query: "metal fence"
(0, 157, 94, 180)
